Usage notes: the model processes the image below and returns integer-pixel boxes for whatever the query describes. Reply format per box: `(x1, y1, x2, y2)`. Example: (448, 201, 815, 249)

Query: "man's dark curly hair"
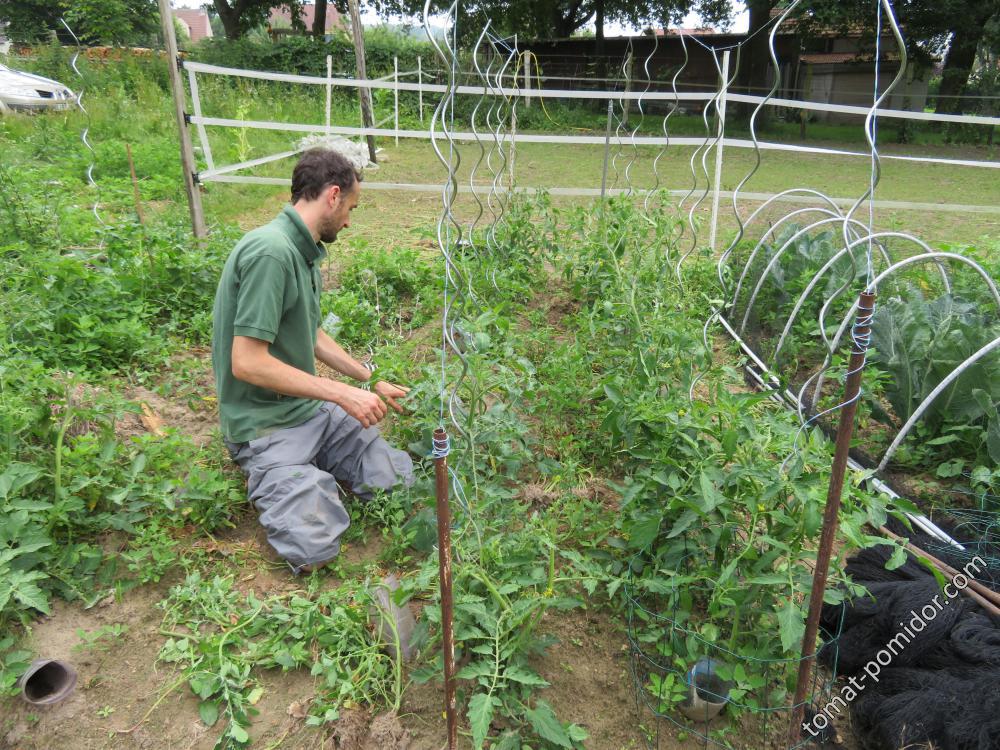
(291, 148, 362, 203)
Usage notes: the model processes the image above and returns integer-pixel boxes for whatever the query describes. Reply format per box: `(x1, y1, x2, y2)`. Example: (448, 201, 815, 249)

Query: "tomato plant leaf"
(198, 700, 219, 726)
(468, 692, 497, 750)
(526, 700, 572, 748)
(778, 598, 805, 654)
(504, 665, 549, 686)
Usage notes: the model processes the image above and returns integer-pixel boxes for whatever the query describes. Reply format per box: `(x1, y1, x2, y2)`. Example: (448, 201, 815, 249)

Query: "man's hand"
(374, 381, 410, 414)
(342, 385, 387, 428)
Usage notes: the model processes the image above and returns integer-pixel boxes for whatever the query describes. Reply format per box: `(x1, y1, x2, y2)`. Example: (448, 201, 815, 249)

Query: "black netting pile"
(819, 545, 1000, 750)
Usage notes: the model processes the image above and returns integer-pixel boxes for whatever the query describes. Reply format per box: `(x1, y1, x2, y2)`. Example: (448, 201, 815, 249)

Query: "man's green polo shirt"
(212, 205, 326, 443)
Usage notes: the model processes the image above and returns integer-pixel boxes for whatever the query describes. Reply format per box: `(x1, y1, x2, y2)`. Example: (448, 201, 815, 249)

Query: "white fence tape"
(186, 115, 1000, 169)
(182, 60, 1000, 127)
(199, 146, 308, 180)
(196, 175, 1000, 215)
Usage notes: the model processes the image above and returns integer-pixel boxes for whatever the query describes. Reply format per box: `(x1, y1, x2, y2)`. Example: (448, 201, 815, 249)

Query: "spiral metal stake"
(609, 42, 632, 196)
(788, 290, 875, 744)
(494, 36, 522, 254)
(646, 33, 687, 215)
(623, 35, 653, 200)
(484, 35, 518, 267)
(467, 24, 493, 253)
(675, 46, 739, 283)
(717, 0, 800, 278)
(432, 427, 458, 750)
(482, 47, 504, 259)
(632, 33, 658, 209)
(424, 0, 473, 442)
(59, 18, 106, 241)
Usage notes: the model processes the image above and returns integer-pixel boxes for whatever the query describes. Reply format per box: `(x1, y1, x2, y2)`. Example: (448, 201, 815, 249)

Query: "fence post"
(157, 0, 207, 239)
(393, 55, 399, 147)
(417, 55, 424, 124)
(600, 98, 613, 201)
(708, 49, 730, 253)
(524, 53, 532, 109)
(325, 54, 332, 134)
(347, 0, 377, 163)
(509, 103, 517, 190)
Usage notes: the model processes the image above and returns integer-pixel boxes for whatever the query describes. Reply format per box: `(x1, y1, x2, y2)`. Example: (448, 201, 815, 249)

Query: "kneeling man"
(212, 149, 414, 573)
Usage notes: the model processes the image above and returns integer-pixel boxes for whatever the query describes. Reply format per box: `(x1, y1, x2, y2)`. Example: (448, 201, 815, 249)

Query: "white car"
(0, 63, 76, 113)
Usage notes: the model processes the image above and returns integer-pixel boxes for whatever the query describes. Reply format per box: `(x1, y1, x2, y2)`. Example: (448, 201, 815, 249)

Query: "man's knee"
(353, 441, 415, 499)
(249, 464, 350, 571)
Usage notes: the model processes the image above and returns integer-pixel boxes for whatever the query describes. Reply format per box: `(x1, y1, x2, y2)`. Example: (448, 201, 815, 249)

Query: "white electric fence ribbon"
(185, 115, 1000, 170)
(181, 60, 1000, 127)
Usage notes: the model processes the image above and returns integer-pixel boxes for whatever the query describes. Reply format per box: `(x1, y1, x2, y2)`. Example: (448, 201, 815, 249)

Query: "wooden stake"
(157, 0, 206, 239)
(788, 291, 875, 745)
(125, 143, 144, 226)
(878, 526, 1000, 615)
(433, 428, 457, 750)
(347, 0, 377, 164)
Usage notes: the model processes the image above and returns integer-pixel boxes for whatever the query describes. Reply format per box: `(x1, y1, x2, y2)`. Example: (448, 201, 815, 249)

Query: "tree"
(211, 0, 303, 40)
(903, 0, 1000, 113)
(0, 0, 158, 45)
(366, 0, 712, 42)
(313, 0, 328, 37)
(799, 0, 1000, 114)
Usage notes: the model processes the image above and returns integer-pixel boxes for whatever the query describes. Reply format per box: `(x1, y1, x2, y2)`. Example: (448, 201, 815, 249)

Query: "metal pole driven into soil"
(433, 427, 457, 750)
(788, 290, 875, 744)
(157, 0, 207, 239)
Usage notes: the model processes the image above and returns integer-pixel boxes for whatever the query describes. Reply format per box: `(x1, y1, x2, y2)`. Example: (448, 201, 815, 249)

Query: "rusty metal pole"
(433, 427, 457, 750)
(788, 290, 875, 744)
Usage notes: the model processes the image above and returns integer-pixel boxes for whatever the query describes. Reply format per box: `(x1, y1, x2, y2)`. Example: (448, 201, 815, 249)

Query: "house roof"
(652, 27, 718, 36)
(269, 3, 344, 33)
(800, 52, 902, 65)
(768, 9, 897, 39)
(174, 8, 213, 43)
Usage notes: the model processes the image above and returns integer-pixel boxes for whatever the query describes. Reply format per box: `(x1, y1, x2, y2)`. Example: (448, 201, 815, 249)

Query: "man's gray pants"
(226, 403, 415, 573)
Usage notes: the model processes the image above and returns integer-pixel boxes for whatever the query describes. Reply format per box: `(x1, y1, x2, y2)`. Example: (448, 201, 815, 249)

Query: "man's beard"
(318, 214, 339, 243)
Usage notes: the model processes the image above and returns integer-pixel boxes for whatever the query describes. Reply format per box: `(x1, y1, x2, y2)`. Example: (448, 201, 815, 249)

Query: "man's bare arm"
(314, 328, 371, 382)
(232, 336, 386, 427)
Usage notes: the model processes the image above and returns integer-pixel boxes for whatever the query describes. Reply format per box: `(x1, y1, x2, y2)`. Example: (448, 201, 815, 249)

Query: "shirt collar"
(279, 204, 326, 264)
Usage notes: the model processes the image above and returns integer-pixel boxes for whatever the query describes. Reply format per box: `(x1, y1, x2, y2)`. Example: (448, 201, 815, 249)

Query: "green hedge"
(192, 29, 435, 78)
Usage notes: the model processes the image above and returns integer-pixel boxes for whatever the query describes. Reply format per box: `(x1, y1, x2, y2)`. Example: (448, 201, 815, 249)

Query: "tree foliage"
(794, 0, 1000, 112)
(0, 0, 159, 45)
(211, 0, 304, 40)
(364, 0, 733, 42)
